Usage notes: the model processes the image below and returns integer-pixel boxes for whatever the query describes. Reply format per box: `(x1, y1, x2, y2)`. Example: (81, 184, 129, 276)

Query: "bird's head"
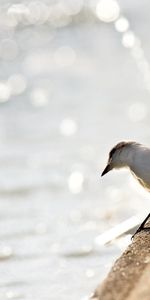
(101, 141, 137, 177)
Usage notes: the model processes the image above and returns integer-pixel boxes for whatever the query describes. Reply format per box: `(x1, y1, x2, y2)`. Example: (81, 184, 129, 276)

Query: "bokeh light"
(61, 0, 83, 16)
(122, 31, 136, 48)
(7, 4, 29, 25)
(115, 17, 129, 32)
(85, 269, 95, 278)
(47, 4, 72, 28)
(60, 118, 77, 136)
(131, 47, 144, 60)
(128, 102, 147, 122)
(0, 245, 13, 260)
(96, 0, 120, 23)
(5, 291, 23, 300)
(68, 171, 84, 194)
(30, 88, 48, 107)
(0, 82, 11, 102)
(7, 74, 27, 95)
(27, 2, 49, 25)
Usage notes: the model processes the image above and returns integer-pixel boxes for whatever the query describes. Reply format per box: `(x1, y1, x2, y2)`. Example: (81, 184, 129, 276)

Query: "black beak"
(101, 164, 111, 177)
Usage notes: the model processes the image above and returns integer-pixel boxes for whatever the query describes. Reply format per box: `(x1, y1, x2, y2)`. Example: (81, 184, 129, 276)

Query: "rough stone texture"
(91, 220, 150, 300)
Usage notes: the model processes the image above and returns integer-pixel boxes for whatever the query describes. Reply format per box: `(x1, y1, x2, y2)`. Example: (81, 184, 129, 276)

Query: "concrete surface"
(91, 219, 150, 300)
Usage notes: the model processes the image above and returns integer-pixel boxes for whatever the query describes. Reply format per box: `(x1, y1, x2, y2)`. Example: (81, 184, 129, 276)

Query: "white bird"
(101, 141, 150, 237)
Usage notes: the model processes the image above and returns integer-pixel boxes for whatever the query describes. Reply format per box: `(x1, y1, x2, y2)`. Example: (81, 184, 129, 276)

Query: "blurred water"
(0, 1, 150, 299)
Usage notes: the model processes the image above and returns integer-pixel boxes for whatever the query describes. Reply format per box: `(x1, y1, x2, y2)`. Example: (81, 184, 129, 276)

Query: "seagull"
(101, 141, 150, 237)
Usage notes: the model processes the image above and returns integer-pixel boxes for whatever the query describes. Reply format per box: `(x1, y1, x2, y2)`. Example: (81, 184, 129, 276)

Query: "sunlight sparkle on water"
(115, 17, 129, 32)
(85, 269, 95, 278)
(0, 82, 11, 102)
(30, 88, 48, 106)
(60, 118, 77, 136)
(61, 0, 83, 16)
(131, 47, 144, 60)
(105, 186, 122, 203)
(7, 4, 29, 21)
(128, 102, 147, 122)
(6, 290, 24, 299)
(8, 74, 27, 95)
(96, 0, 120, 23)
(6, 9, 18, 28)
(122, 31, 136, 48)
(0, 245, 13, 260)
(27, 2, 49, 25)
(47, 4, 72, 28)
(68, 171, 84, 194)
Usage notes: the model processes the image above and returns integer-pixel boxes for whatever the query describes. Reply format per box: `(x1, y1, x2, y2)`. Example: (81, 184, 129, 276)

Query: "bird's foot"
(131, 213, 150, 240)
(131, 226, 143, 240)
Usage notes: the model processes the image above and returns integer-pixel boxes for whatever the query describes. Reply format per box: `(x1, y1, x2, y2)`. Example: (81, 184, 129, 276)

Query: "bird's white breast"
(130, 146, 150, 191)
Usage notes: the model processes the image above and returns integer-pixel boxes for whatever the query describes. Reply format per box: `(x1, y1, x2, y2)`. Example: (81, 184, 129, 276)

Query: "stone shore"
(91, 219, 150, 300)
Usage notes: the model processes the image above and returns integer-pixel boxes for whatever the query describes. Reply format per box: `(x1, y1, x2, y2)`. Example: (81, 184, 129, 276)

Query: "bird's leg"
(132, 213, 150, 239)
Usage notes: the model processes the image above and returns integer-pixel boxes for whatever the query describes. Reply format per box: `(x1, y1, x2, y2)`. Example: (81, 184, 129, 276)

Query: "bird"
(101, 141, 150, 237)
